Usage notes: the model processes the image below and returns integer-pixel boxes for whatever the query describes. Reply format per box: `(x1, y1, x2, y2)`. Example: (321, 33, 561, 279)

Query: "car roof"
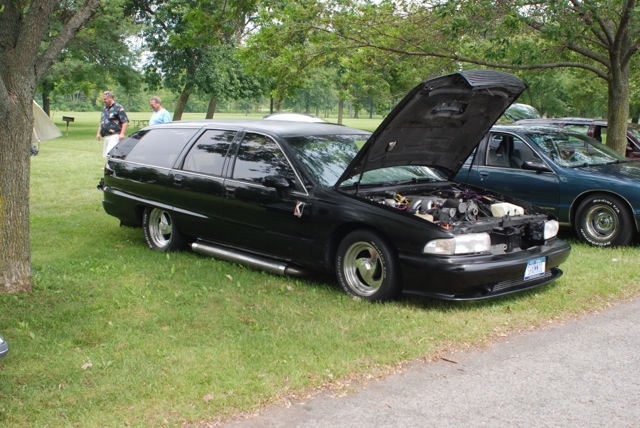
(145, 119, 367, 138)
(516, 117, 608, 125)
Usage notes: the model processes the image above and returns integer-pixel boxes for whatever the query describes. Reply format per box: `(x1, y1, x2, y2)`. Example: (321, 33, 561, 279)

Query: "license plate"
(524, 257, 546, 280)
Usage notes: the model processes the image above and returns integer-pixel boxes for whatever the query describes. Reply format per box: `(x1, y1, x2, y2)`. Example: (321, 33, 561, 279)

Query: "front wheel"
(335, 230, 401, 302)
(575, 194, 634, 247)
(142, 207, 185, 251)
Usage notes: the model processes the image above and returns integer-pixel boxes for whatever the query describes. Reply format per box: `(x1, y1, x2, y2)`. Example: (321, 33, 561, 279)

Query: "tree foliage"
(42, 0, 141, 113)
(298, 0, 640, 155)
(129, 0, 263, 119)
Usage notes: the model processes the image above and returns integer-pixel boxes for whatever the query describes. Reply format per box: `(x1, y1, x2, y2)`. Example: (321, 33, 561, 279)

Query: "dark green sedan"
(455, 124, 640, 246)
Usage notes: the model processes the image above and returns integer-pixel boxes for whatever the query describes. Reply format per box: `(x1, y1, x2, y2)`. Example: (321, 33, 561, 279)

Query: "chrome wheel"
(143, 207, 184, 251)
(336, 230, 400, 301)
(576, 194, 633, 247)
(343, 241, 384, 296)
(583, 204, 618, 244)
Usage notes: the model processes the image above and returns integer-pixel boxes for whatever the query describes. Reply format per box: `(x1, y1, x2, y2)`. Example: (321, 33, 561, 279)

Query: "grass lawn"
(0, 112, 639, 426)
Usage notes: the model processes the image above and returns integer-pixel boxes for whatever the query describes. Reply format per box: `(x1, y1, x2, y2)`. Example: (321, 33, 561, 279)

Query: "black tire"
(575, 194, 634, 247)
(142, 207, 185, 251)
(335, 230, 401, 302)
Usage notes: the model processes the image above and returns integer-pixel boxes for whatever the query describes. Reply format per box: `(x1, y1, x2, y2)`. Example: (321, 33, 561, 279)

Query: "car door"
(222, 132, 313, 260)
(167, 128, 237, 242)
(458, 132, 562, 215)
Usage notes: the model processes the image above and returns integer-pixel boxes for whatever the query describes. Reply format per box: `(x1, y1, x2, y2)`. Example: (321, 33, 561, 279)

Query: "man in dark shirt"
(96, 91, 129, 158)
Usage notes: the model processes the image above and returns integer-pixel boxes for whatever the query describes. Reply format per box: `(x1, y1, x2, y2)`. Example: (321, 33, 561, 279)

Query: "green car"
(456, 124, 640, 246)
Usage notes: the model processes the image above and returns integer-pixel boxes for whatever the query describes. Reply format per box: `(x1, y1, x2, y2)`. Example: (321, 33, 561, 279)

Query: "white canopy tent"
(32, 101, 62, 143)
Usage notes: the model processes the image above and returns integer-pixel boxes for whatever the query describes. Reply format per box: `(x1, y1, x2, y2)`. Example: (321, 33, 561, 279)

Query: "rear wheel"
(575, 194, 634, 247)
(142, 207, 185, 251)
(336, 230, 401, 302)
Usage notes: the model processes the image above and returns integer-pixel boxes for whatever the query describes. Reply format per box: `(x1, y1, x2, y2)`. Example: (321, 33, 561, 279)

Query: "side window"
(124, 128, 198, 168)
(182, 129, 236, 176)
(232, 133, 296, 184)
(486, 134, 510, 167)
(510, 137, 541, 168)
(598, 127, 608, 144)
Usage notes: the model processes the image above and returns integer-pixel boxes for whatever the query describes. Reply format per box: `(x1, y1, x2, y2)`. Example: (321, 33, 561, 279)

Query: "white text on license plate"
(524, 257, 546, 280)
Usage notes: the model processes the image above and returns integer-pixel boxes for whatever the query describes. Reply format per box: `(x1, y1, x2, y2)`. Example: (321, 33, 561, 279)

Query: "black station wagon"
(99, 70, 571, 301)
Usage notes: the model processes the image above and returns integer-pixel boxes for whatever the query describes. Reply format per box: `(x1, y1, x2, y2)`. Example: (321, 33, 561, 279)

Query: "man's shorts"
(103, 134, 120, 158)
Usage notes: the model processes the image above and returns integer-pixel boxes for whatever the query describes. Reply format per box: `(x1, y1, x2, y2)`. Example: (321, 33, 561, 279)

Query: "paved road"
(225, 298, 640, 427)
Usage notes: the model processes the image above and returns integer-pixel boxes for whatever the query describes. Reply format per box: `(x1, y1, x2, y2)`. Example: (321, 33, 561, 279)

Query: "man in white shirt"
(149, 96, 172, 125)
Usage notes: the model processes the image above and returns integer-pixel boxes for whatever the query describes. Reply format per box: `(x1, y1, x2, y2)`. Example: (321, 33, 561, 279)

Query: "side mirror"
(262, 175, 291, 189)
(522, 160, 552, 173)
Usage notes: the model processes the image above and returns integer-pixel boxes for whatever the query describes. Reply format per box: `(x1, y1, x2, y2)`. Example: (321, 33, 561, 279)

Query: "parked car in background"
(502, 103, 541, 122)
(99, 70, 570, 302)
(0, 336, 8, 359)
(455, 124, 640, 247)
(263, 112, 327, 123)
(516, 117, 640, 160)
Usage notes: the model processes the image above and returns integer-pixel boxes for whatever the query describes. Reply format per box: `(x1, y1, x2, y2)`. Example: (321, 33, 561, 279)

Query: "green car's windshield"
(526, 131, 627, 167)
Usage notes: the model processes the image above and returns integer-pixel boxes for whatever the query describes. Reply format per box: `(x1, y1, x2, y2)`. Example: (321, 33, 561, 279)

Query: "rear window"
(116, 128, 199, 168)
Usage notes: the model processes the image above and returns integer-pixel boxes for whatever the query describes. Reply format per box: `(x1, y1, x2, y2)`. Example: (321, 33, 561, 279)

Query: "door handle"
(172, 174, 183, 187)
(225, 188, 235, 199)
(480, 172, 489, 180)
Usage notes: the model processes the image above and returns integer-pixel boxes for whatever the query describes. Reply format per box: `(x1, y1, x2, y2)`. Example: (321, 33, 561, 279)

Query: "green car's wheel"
(575, 194, 633, 247)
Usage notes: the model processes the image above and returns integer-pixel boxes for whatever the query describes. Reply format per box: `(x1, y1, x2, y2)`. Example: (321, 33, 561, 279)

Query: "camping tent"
(32, 101, 62, 143)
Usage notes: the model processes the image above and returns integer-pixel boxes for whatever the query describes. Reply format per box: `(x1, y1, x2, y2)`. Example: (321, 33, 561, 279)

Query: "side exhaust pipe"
(191, 241, 308, 277)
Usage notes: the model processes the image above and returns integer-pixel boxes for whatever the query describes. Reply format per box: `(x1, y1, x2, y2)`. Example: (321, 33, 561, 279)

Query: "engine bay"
(361, 185, 551, 251)
(366, 185, 528, 223)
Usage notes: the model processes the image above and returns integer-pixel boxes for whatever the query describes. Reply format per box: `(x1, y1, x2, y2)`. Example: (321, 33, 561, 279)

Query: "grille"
(492, 270, 554, 293)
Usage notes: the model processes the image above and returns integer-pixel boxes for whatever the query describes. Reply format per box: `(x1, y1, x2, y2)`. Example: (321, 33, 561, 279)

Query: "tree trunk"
(41, 79, 54, 117)
(0, 0, 100, 294)
(337, 99, 344, 125)
(606, 62, 631, 156)
(206, 96, 217, 119)
(173, 81, 194, 121)
(0, 81, 35, 293)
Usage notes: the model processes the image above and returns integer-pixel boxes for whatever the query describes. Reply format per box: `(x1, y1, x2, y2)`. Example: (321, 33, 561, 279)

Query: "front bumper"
(399, 238, 571, 300)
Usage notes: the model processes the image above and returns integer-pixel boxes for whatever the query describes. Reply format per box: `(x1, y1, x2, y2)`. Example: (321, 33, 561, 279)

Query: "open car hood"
(337, 70, 526, 185)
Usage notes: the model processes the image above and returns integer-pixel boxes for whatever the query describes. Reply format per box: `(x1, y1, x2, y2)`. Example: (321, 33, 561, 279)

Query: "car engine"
(366, 186, 529, 230)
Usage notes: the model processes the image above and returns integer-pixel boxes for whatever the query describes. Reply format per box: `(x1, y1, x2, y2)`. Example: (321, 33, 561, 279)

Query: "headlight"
(544, 220, 559, 239)
(423, 233, 491, 255)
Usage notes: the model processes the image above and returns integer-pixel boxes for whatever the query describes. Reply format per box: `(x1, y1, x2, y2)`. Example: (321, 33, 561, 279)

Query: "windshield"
(286, 134, 370, 186)
(627, 125, 640, 151)
(525, 130, 627, 167)
(627, 125, 640, 140)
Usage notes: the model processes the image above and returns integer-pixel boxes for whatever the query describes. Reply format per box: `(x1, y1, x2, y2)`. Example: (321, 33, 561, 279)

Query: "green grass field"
(0, 112, 638, 426)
